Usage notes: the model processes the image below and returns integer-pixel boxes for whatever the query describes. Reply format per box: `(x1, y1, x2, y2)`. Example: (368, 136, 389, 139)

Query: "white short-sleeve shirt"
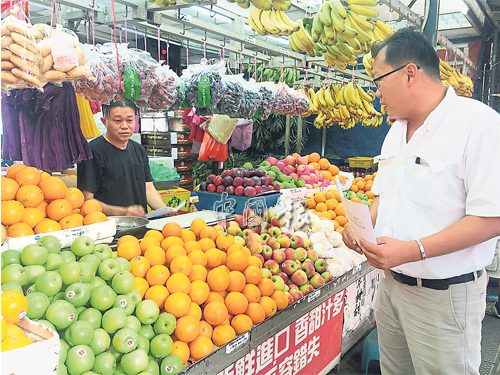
(371, 86, 500, 279)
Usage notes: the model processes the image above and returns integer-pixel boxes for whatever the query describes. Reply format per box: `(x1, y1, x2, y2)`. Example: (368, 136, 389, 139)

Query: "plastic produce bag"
(214, 74, 243, 117)
(207, 114, 239, 144)
(184, 60, 225, 114)
(199, 131, 228, 162)
(234, 78, 262, 119)
(120, 48, 159, 104)
(170, 76, 186, 110)
(256, 82, 276, 120)
(31, 23, 53, 43)
(230, 119, 253, 151)
(147, 65, 177, 110)
(274, 83, 296, 115)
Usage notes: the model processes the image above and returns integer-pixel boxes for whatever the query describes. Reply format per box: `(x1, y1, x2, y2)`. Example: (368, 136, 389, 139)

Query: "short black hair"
(102, 99, 137, 118)
(371, 27, 441, 81)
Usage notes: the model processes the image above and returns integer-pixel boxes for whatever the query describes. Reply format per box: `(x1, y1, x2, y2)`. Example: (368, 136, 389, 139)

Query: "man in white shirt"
(343, 28, 500, 375)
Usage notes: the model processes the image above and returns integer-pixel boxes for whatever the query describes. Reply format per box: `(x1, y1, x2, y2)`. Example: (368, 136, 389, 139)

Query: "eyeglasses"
(372, 63, 420, 90)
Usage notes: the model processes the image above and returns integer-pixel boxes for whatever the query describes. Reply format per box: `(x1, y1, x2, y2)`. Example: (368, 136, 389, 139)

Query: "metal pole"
(285, 115, 291, 156)
(296, 116, 303, 154)
(321, 128, 326, 156)
(422, 0, 440, 47)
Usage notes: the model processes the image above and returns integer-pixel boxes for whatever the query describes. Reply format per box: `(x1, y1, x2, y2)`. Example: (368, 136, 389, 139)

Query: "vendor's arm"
(359, 215, 500, 269)
(145, 182, 169, 211)
(82, 190, 146, 217)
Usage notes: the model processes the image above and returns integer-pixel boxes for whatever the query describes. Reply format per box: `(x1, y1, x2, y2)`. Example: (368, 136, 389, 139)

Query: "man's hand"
(341, 224, 363, 254)
(359, 237, 419, 269)
(124, 205, 146, 218)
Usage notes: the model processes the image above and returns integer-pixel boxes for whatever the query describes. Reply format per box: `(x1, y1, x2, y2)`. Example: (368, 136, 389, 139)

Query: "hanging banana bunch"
(248, 6, 300, 36)
(362, 51, 374, 77)
(76, 94, 100, 139)
(439, 59, 473, 97)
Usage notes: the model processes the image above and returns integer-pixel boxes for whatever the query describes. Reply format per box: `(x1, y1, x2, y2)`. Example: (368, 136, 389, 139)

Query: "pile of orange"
(122, 219, 290, 364)
(349, 174, 376, 196)
(1, 164, 107, 237)
(306, 189, 348, 232)
(1, 291, 32, 352)
(304, 153, 344, 183)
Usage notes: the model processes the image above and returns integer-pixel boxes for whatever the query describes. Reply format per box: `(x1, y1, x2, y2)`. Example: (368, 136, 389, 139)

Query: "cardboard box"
(174, 159, 194, 172)
(177, 145, 193, 159)
(168, 118, 191, 132)
(144, 145, 172, 157)
(155, 188, 191, 213)
(173, 132, 193, 145)
(141, 132, 172, 146)
(178, 171, 194, 186)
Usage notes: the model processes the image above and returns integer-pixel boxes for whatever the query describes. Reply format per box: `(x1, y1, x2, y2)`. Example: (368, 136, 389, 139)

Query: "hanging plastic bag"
(256, 82, 276, 120)
(120, 48, 159, 105)
(230, 119, 253, 151)
(274, 83, 296, 115)
(184, 60, 225, 115)
(234, 78, 262, 119)
(199, 131, 228, 162)
(147, 65, 177, 110)
(170, 75, 187, 110)
(207, 115, 239, 144)
(214, 74, 243, 117)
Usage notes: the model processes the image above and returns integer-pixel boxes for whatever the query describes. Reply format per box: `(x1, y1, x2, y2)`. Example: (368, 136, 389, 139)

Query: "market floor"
(330, 280, 500, 375)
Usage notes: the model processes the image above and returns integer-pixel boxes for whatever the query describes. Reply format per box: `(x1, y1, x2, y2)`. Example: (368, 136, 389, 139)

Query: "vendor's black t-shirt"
(77, 136, 153, 211)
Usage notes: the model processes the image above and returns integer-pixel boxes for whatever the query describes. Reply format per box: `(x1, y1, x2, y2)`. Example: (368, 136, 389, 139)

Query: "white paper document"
(146, 200, 186, 220)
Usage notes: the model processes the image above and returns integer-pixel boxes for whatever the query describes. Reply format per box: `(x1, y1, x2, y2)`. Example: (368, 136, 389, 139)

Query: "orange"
(15, 167, 42, 186)
(40, 171, 50, 180)
(161, 236, 185, 252)
(306, 197, 316, 209)
(7, 222, 34, 237)
(199, 321, 213, 338)
(165, 245, 187, 265)
(175, 315, 200, 342)
(226, 243, 244, 255)
(332, 220, 340, 230)
(207, 268, 229, 292)
(215, 233, 234, 251)
(170, 255, 193, 276)
(316, 202, 327, 212)
(59, 214, 83, 230)
(314, 192, 326, 203)
(244, 266, 263, 285)
(325, 190, 336, 200)
(334, 203, 346, 216)
(224, 292, 248, 315)
(83, 211, 107, 226)
(6, 164, 25, 180)
(38, 177, 67, 200)
(166, 273, 192, 294)
(16, 185, 44, 208)
(190, 336, 213, 361)
(198, 238, 216, 252)
(366, 191, 375, 199)
(63, 187, 84, 209)
(187, 302, 202, 320)
(308, 152, 320, 163)
(1, 335, 32, 351)
(338, 174, 346, 183)
(1, 178, 20, 201)
(180, 228, 196, 242)
(351, 197, 362, 204)
(140, 237, 161, 254)
(226, 252, 248, 272)
(189, 280, 210, 305)
(318, 158, 330, 170)
(231, 314, 253, 335)
(117, 235, 139, 248)
(350, 185, 359, 193)
(322, 170, 333, 180)
(34, 218, 61, 234)
(335, 215, 348, 227)
(328, 164, 340, 176)
(242, 284, 261, 303)
(205, 248, 225, 269)
(247, 256, 262, 269)
(189, 264, 208, 282)
(145, 285, 169, 309)
(188, 250, 208, 267)
(118, 241, 141, 260)
(245, 302, 266, 324)
(212, 325, 236, 347)
(326, 199, 338, 211)
(144, 229, 164, 243)
(218, 265, 230, 274)
(270, 291, 288, 311)
(80, 199, 102, 216)
(356, 180, 366, 190)
(226, 271, 246, 293)
(218, 290, 228, 299)
(258, 296, 277, 318)
(144, 246, 166, 267)
(203, 301, 228, 326)
(203, 292, 225, 308)
(46, 199, 73, 221)
(21, 207, 45, 229)
(130, 256, 151, 278)
(171, 341, 190, 364)
(1, 291, 28, 324)
(4, 323, 24, 338)
(164, 292, 191, 318)
(134, 277, 149, 298)
(329, 210, 337, 220)
(311, 162, 321, 171)
(257, 277, 274, 297)
(146, 265, 170, 286)
(199, 226, 218, 241)
(184, 240, 202, 254)
(162, 222, 182, 238)
(190, 218, 207, 239)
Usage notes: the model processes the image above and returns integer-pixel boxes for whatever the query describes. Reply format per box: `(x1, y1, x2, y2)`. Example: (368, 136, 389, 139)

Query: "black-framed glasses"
(372, 63, 420, 90)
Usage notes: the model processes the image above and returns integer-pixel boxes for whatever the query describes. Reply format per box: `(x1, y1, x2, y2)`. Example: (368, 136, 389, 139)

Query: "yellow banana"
(357, 85, 373, 102)
(348, 4, 379, 18)
(375, 20, 393, 37)
(324, 86, 337, 107)
(248, 7, 267, 36)
(260, 10, 281, 35)
(277, 10, 299, 32)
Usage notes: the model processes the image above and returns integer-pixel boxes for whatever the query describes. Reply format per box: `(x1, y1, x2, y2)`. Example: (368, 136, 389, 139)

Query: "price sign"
(178, 13, 191, 22)
(226, 332, 249, 354)
(307, 289, 321, 303)
(246, 36, 256, 44)
(279, 47, 290, 55)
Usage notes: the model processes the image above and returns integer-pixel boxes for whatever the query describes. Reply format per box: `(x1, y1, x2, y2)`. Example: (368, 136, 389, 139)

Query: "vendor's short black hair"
(102, 99, 137, 118)
(371, 27, 441, 81)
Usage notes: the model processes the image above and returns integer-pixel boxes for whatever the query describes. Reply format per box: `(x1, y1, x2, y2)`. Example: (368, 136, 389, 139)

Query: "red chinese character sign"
(218, 289, 345, 375)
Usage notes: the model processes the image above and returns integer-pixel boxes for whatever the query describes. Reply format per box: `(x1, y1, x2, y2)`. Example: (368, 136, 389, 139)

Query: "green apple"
(1, 264, 27, 285)
(46, 253, 63, 271)
(51, 291, 67, 303)
(145, 357, 160, 375)
(71, 236, 95, 257)
(138, 325, 155, 341)
(102, 308, 127, 334)
(114, 362, 125, 375)
(26, 292, 50, 319)
(115, 257, 131, 272)
(23, 265, 45, 285)
(125, 315, 141, 332)
(135, 300, 160, 325)
(56, 362, 67, 375)
(89, 276, 106, 289)
(113, 295, 135, 316)
(89, 328, 110, 355)
(37, 235, 62, 254)
(59, 261, 82, 285)
(92, 352, 116, 375)
(35, 271, 62, 296)
(136, 334, 150, 355)
(113, 327, 139, 353)
(81, 372, 99, 375)
(79, 254, 101, 272)
(76, 306, 86, 315)
(66, 345, 95, 375)
(160, 355, 183, 375)
(60, 251, 76, 263)
(127, 289, 142, 306)
(120, 349, 148, 374)
(79, 308, 102, 330)
(64, 282, 91, 307)
(1, 281, 23, 293)
(59, 339, 70, 363)
(98, 259, 122, 281)
(112, 271, 135, 295)
(1, 249, 21, 267)
(36, 319, 56, 332)
(153, 313, 176, 335)
(93, 244, 113, 261)
(79, 262, 96, 283)
(65, 320, 95, 346)
(21, 244, 48, 266)
(46, 300, 77, 330)
(90, 285, 117, 311)
(24, 283, 36, 295)
(150, 334, 173, 360)
(110, 344, 124, 362)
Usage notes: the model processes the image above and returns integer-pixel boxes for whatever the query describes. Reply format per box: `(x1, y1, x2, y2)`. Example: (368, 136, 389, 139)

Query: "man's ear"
(101, 117, 106, 126)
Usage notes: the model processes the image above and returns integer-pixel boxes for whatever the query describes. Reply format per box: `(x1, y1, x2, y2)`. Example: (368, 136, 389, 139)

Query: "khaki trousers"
(375, 269, 487, 375)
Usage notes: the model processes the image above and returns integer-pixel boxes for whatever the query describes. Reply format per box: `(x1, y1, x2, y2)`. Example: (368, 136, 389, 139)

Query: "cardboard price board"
(218, 289, 345, 375)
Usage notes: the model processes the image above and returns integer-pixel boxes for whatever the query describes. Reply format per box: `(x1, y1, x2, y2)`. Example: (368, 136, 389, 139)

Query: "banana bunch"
(362, 51, 374, 77)
(248, 6, 300, 36)
(289, 18, 329, 58)
(76, 94, 100, 139)
(439, 59, 473, 97)
(228, 0, 291, 9)
(249, 63, 300, 86)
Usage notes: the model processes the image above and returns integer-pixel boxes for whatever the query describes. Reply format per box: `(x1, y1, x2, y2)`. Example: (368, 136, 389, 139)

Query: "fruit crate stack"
(168, 111, 195, 192)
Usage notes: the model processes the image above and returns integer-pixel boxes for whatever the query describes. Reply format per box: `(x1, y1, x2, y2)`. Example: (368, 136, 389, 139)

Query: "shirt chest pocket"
(408, 158, 446, 212)
(375, 156, 394, 198)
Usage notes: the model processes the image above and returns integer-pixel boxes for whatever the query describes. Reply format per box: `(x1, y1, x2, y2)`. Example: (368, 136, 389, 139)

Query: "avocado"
(294, 178, 305, 188)
(278, 182, 285, 189)
(284, 181, 296, 189)
(266, 171, 276, 180)
(243, 162, 253, 169)
(278, 175, 292, 183)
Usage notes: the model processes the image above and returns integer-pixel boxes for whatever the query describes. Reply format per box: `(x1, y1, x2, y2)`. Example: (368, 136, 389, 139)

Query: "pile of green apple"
(1, 235, 183, 375)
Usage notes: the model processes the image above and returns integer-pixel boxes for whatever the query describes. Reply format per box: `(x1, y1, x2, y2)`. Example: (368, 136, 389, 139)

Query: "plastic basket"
(348, 157, 374, 169)
(196, 191, 282, 215)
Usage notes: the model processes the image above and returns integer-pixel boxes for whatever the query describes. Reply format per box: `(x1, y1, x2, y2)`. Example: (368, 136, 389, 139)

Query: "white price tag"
(179, 13, 191, 22)
(353, 265, 362, 274)
(226, 332, 249, 354)
(279, 47, 289, 55)
(307, 289, 321, 302)
(246, 36, 256, 44)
